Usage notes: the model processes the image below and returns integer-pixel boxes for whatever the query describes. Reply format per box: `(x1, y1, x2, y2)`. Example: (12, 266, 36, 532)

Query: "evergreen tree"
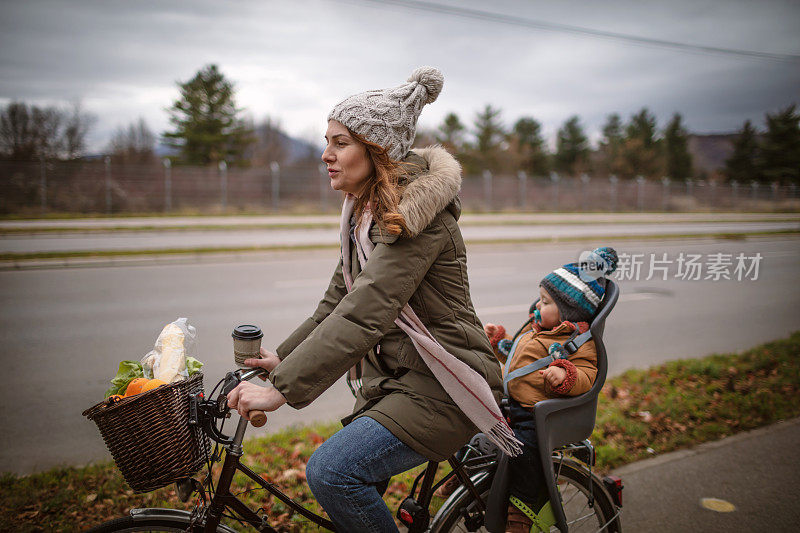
(621, 108, 662, 178)
(663, 113, 692, 181)
(758, 104, 800, 183)
(472, 104, 505, 170)
(512, 117, 549, 175)
(598, 113, 624, 177)
(554, 115, 589, 176)
(725, 120, 759, 183)
(163, 64, 253, 166)
(435, 112, 466, 152)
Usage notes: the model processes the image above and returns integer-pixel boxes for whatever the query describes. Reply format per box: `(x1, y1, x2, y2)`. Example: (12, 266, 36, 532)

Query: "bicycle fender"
(128, 508, 239, 533)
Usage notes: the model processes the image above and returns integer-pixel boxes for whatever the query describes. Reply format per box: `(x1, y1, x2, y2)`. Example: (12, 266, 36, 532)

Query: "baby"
(484, 246, 618, 533)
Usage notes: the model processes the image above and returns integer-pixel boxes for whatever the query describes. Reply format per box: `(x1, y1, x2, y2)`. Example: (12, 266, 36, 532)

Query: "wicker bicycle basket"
(82, 372, 211, 493)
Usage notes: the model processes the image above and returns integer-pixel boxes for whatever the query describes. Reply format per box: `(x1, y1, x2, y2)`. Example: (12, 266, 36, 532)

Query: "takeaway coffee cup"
(232, 325, 264, 368)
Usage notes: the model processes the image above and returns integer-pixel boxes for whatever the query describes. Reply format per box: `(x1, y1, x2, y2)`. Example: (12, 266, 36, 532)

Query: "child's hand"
(540, 366, 567, 388)
(484, 323, 499, 338)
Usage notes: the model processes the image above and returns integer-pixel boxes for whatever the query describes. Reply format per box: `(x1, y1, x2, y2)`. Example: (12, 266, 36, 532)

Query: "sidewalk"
(612, 417, 800, 532)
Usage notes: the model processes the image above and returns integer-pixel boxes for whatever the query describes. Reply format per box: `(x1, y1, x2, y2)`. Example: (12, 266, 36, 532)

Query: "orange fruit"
(141, 379, 167, 393)
(124, 378, 149, 397)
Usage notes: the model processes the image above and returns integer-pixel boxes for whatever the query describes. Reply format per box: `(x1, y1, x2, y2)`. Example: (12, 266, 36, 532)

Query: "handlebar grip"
(249, 410, 267, 427)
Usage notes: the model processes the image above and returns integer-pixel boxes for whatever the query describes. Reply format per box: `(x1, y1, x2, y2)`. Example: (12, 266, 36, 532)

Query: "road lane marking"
(477, 292, 658, 316)
(477, 304, 529, 315)
(700, 498, 736, 512)
(273, 278, 329, 288)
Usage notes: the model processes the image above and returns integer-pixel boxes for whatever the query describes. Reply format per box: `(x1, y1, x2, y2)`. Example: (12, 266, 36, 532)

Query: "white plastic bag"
(141, 318, 197, 383)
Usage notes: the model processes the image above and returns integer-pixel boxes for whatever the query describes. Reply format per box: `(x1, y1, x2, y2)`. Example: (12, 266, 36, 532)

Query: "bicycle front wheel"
(85, 509, 235, 533)
(433, 458, 620, 533)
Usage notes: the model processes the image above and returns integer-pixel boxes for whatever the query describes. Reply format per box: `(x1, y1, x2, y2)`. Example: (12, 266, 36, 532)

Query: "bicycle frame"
(200, 415, 336, 532)
(187, 368, 615, 533)
(191, 368, 481, 533)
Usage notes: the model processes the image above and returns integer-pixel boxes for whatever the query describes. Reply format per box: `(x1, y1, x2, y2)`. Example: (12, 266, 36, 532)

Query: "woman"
(227, 67, 516, 531)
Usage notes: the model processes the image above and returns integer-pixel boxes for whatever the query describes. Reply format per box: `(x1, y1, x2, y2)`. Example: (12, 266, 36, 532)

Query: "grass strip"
(2, 332, 799, 531)
(2, 214, 799, 234)
(2, 230, 798, 266)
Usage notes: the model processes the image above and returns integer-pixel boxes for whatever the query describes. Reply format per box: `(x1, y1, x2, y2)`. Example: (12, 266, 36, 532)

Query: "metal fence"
(1, 159, 798, 216)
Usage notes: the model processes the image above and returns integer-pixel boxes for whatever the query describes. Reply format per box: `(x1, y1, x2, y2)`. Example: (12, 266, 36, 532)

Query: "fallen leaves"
(594, 331, 800, 471)
(5, 334, 800, 531)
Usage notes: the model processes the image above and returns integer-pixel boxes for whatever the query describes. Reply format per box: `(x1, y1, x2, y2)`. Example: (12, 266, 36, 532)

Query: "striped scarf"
(339, 194, 521, 457)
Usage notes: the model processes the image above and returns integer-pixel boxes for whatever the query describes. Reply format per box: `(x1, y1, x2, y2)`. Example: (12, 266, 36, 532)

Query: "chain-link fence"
(1, 159, 798, 216)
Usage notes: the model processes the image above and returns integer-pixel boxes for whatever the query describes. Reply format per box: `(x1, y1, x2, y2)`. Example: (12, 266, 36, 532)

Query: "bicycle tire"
(432, 458, 620, 533)
(84, 512, 233, 533)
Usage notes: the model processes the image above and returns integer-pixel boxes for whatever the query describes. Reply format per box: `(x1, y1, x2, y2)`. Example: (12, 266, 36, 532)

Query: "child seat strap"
(502, 327, 589, 396)
(564, 329, 593, 354)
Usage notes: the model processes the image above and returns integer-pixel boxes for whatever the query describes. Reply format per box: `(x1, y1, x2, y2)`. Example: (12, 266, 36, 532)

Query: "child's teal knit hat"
(540, 247, 618, 322)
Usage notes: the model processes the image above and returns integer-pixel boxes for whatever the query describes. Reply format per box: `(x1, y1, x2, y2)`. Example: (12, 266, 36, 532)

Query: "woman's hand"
(244, 348, 282, 380)
(540, 366, 567, 388)
(227, 381, 287, 418)
(484, 323, 499, 338)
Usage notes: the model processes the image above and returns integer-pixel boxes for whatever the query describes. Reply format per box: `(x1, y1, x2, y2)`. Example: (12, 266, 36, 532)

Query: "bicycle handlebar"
(221, 368, 269, 428)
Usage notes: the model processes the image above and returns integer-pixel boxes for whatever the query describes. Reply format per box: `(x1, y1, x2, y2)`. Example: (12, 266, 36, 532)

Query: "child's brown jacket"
(494, 320, 598, 410)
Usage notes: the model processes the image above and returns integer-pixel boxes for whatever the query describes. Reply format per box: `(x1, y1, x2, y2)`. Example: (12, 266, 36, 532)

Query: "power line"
(342, 0, 800, 62)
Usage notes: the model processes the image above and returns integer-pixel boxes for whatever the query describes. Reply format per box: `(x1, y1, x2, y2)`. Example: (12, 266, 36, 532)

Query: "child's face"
(536, 286, 562, 329)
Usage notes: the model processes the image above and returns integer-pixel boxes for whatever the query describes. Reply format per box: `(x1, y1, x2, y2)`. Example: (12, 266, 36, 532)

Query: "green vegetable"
(186, 356, 203, 376)
(104, 360, 144, 398)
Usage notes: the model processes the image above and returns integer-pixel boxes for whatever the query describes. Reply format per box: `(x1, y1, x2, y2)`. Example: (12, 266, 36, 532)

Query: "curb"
(2, 213, 799, 233)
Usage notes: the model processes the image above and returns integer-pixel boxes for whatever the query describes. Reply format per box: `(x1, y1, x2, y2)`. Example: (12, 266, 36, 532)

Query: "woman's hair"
(349, 130, 409, 236)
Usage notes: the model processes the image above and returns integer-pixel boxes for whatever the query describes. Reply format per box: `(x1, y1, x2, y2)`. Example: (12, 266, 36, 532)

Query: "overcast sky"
(2, 0, 798, 153)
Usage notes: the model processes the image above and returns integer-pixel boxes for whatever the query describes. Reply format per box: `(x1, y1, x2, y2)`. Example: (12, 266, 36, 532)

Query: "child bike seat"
(533, 279, 619, 532)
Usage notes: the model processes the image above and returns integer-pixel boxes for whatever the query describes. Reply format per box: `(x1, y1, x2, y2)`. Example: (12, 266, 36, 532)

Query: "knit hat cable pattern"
(540, 247, 618, 323)
(327, 66, 444, 160)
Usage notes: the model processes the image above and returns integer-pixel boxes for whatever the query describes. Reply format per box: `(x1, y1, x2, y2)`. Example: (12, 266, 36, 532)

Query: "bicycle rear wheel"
(433, 458, 620, 532)
(85, 509, 234, 533)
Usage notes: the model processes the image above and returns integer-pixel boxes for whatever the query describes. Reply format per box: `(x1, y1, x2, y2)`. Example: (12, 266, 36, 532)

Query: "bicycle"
(87, 366, 622, 533)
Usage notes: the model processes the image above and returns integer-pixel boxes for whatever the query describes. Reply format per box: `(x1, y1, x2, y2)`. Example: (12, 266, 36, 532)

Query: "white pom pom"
(408, 66, 444, 104)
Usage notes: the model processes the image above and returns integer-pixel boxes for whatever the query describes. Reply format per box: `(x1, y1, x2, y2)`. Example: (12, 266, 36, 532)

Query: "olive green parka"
(268, 146, 502, 461)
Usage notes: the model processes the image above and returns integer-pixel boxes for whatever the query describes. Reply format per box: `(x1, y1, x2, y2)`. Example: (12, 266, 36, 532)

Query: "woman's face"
(322, 120, 374, 196)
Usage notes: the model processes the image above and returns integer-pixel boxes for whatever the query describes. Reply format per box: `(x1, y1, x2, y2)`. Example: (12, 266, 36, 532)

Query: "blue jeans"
(306, 416, 427, 532)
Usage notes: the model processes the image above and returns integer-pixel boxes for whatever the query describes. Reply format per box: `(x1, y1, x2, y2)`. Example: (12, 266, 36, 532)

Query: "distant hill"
(153, 129, 322, 164)
(272, 128, 322, 163)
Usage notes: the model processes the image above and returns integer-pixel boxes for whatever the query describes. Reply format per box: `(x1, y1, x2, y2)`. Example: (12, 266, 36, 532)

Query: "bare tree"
(109, 118, 156, 164)
(0, 101, 94, 160)
(62, 101, 96, 160)
(250, 115, 288, 166)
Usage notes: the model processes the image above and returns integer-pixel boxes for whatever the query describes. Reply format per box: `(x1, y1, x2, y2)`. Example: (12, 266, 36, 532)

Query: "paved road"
(614, 417, 800, 532)
(0, 236, 798, 474)
(2, 212, 797, 230)
(2, 221, 799, 254)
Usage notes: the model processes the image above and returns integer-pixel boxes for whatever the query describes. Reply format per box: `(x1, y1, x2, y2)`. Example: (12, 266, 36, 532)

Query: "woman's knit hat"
(540, 247, 619, 323)
(327, 66, 444, 161)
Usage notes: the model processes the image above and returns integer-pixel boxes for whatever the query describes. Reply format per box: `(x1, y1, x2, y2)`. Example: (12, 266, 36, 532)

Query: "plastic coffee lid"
(232, 325, 263, 339)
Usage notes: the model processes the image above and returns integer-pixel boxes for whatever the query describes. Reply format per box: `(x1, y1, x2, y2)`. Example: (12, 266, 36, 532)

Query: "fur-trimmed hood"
(398, 146, 462, 236)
